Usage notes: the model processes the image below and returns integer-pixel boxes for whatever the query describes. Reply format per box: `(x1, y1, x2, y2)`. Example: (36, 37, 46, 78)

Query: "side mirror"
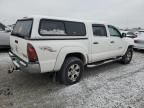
(121, 33, 126, 38)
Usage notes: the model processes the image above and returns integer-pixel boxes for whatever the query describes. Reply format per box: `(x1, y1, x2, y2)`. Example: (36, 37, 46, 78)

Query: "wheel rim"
(68, 64, 80, 82)
(126, 50, 132, 61)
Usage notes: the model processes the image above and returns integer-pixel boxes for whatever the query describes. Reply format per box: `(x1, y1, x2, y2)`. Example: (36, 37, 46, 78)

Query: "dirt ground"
(0, 50, 144, 108)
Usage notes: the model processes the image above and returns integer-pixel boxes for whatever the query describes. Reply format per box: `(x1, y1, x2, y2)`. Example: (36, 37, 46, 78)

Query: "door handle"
(15, 40, 18, 44)
(110, 41, 115, 44)
(93, 42, 99, 44)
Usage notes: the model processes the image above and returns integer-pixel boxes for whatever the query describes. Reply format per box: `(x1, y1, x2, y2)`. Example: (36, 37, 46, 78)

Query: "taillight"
(27, 43, 38, 62)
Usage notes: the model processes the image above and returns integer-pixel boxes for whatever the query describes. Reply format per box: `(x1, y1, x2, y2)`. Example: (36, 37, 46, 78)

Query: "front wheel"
(120, 47, 133, 64)
(58, 57, 84, 85)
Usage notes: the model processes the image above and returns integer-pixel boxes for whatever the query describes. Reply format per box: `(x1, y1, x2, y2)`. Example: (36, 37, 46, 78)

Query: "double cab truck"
(9, 16, 134, 85)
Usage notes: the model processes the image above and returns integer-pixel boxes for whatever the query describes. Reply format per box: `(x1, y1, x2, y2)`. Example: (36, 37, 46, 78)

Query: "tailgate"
(10, 36, 29, 62)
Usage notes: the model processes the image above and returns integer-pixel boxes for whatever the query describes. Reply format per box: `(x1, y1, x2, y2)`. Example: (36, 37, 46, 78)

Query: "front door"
(107, 25, 126, 57)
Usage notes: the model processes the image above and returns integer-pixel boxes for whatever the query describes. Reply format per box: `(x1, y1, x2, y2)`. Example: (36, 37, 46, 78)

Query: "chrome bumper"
(9, 51, 41, 74)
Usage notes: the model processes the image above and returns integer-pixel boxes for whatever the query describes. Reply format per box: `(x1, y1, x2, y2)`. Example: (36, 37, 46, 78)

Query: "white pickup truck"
(9, 16, 134, 85)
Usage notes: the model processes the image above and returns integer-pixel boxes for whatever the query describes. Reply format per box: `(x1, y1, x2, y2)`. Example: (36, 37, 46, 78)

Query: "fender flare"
(54, 46, 88, 71)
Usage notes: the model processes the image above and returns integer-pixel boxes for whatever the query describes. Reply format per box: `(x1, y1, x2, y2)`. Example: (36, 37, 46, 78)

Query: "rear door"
(108, 25, 126, 56)
(10, 19, 33, 62)
(91, 24, 112, 62)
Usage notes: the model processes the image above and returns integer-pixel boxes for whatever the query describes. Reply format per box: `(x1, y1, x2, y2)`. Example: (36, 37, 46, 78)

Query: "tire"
(120, 47, 133, 64)
(57, 57, 84, 85)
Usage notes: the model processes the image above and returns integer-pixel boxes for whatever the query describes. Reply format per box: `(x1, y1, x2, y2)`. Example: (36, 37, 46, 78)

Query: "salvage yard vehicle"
(9, 16, 134, 85)
(134, 32, 144, 50)
(0, 23, 11, 48)
(120, 30, 137, 39)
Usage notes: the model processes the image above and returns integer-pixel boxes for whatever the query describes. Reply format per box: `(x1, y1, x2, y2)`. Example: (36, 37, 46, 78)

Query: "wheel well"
(65, 53, 86, 64)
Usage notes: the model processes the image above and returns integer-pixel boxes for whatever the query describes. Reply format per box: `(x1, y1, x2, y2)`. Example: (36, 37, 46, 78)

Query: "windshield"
(11, 19, 33, 39)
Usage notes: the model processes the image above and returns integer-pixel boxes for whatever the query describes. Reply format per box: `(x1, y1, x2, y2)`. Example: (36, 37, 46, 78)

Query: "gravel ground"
(0, 50, 144, 108)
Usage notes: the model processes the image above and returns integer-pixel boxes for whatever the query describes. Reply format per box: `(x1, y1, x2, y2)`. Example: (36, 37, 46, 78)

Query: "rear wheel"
(57, 57, 84, 85)
(120, 47, 133, 64)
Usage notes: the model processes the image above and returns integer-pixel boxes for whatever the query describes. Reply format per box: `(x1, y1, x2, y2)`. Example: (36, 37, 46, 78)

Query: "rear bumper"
(9, 51, 41, 73)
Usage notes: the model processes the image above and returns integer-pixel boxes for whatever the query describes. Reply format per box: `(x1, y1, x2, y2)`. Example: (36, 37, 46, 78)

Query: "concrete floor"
(0, 50, 144, 108)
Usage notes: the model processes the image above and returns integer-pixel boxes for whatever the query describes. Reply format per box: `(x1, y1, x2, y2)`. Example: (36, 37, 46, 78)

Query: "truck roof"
(21, 15, 108, 25)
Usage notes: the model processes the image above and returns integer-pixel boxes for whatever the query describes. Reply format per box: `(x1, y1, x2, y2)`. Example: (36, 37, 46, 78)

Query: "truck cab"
(9, 16, 134, 85)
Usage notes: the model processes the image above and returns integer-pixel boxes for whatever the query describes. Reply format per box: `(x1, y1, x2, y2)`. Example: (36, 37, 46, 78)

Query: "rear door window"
(65, 22, 86, 36)
(92, 24, 107, 36)
(11, 19, 33, 39)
